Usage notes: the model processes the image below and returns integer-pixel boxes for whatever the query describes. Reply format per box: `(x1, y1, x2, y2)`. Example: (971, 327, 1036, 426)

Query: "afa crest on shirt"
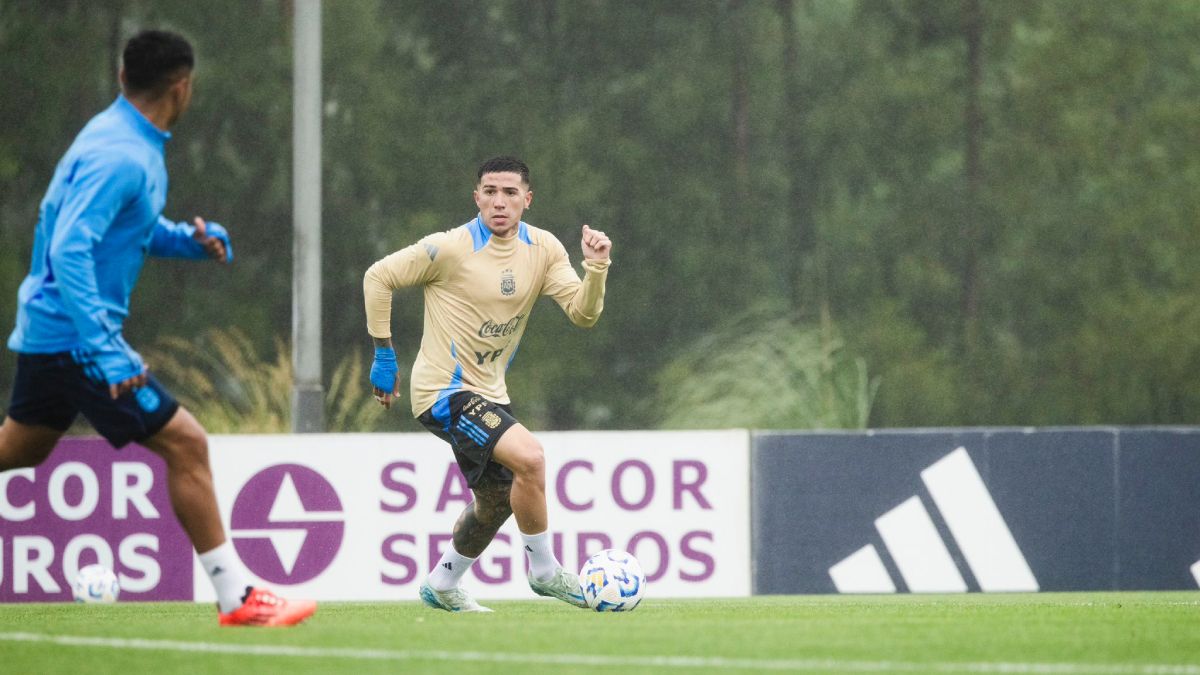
(500, 269, 516, 296)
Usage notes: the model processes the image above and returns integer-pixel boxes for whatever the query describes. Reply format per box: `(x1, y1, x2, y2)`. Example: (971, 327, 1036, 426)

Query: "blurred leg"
(0, 417, 62, 470)
(140, 406, 225, 553)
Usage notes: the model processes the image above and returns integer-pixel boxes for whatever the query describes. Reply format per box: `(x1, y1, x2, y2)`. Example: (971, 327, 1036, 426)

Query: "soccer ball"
(579, 549, 645, 612)
(72, 564, 120, 603)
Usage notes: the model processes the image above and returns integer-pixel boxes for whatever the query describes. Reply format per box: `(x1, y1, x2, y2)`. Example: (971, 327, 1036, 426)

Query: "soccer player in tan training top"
(363, 156, 612, 612)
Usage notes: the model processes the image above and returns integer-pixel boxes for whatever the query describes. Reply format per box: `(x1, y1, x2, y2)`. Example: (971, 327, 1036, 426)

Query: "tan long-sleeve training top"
(363, 216, 610, 418)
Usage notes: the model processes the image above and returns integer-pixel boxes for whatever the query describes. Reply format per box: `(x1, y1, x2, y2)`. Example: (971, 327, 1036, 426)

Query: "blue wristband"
(370, 346, 398, 392)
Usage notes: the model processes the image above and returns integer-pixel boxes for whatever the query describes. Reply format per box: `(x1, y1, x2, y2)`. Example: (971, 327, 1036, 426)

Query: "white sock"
(427, 545, 476, 592)
(521, 530, 559, 582)
(198, 542, 252, 614)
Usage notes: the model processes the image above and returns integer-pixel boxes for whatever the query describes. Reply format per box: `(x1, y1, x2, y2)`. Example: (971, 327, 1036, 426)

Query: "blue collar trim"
(470, 215, 491, 252)
(115, 95, 171, 146)
(469, 215, 533, 251)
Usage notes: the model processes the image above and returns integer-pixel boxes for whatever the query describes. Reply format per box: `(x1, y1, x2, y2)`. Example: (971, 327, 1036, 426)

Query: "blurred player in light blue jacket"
(8, 69, 232, 388)
(0, 29, 313, 627)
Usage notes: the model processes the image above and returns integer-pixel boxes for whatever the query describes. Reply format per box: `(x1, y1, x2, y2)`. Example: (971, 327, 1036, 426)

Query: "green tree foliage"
(145, 327, 383, 433)
(1, 0, 1197, 431)
(655, 309, 878, 429)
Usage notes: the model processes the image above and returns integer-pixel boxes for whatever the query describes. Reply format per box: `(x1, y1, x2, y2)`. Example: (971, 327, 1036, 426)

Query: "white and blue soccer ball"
(579, 549, 645, 612)
(72, 564, 120, 604)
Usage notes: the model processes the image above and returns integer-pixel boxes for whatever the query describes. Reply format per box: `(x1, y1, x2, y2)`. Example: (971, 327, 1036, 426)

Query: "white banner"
(194, 430, 751, 602)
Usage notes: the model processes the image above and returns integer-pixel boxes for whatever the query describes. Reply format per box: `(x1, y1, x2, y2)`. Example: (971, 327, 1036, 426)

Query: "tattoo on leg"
(452, 484, 513, 558)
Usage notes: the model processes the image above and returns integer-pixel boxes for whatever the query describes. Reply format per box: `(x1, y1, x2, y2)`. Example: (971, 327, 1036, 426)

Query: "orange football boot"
(218, 587, 316, 627)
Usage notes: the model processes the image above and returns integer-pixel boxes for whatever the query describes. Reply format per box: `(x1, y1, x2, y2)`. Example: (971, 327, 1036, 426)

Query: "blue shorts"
(6, 352, 179, 448)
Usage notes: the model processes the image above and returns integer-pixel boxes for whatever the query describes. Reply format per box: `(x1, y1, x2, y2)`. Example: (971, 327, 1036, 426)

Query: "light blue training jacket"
(7, 95, 213, 384)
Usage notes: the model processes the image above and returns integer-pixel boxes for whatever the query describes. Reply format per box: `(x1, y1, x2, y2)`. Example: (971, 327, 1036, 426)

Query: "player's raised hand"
(370, 345, 402, 409)
(581, 224, 611, 261)
(193, 216, 234, 263)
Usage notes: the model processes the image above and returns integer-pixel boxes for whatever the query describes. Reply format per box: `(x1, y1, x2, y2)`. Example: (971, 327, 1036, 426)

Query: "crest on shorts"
(481, 411, 502, 429)
(136, 387, 161, 413)
(500, 269, 516, 296)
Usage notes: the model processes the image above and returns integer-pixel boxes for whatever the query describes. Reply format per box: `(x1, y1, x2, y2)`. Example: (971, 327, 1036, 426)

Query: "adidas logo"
(211, 566, 225, 576)
(442, 562, 453, 571)
(524, 545, 533, 553)
(829, 447, 1039, 593)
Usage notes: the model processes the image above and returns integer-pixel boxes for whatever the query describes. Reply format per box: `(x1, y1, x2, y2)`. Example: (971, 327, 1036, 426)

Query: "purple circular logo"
(230, 464, 344, 584)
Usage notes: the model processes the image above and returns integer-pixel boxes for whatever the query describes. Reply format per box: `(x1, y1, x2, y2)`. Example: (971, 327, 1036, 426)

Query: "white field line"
(1, 632, 1199, 674)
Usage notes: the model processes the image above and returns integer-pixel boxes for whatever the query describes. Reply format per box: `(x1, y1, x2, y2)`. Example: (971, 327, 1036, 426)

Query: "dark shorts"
(417, 390, 518, 489)
(6, 352, 180, 448)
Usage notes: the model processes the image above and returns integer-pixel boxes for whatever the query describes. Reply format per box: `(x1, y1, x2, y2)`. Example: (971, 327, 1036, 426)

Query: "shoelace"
(249, 590, 282, 607)
(442, 589, 472, 606)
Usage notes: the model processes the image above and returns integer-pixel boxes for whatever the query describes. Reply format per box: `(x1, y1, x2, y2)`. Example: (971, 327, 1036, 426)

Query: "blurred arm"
(148, 216, 202, 258)
(149, 216, 233, 262)
(48, 156, 145, 383)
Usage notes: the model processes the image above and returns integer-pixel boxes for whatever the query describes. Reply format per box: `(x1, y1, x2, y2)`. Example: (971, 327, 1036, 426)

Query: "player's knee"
(509, 441, 545, 479)
(159, 429, 211, 473)
(177, 435, 210, 473)
(145, 408, 212, 472)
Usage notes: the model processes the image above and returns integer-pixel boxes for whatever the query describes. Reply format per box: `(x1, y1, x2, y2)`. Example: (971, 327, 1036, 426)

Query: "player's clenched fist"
(581, 224, 611, 261)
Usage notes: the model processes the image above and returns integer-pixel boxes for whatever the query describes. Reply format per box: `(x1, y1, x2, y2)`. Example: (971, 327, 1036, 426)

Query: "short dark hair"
(122, 30, 194, 96)
(477, 156, 530, 186)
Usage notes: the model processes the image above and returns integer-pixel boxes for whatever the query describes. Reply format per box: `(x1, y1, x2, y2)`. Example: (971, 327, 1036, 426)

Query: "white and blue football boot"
(528, 567, 588, 608)
(419, 581, 493, 613)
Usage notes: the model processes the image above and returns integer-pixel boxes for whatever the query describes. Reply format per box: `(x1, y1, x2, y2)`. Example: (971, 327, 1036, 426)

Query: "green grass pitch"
(2, 593, 1198, 674)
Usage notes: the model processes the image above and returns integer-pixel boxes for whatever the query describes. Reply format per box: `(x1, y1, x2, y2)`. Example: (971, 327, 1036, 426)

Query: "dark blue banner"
(752, 428, 1200, 594)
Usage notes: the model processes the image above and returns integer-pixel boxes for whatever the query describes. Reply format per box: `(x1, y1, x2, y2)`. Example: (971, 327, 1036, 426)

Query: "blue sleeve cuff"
(149, 218, 234, 262)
